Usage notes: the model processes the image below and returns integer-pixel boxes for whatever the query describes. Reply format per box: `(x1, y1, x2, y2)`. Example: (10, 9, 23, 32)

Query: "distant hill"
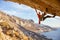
(0, 11, 52, 40)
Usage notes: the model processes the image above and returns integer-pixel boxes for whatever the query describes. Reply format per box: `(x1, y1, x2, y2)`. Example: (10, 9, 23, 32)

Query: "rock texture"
(0, 11, 53, 40)
(12, 16, 53, 33)
(5, 0, 60, 16)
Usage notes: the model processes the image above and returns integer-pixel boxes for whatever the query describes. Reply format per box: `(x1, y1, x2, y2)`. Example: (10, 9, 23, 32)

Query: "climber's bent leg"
(43, 16, 52, 21)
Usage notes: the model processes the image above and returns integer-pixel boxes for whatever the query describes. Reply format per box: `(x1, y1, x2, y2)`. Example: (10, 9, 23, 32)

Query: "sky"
(0, 0, 60, 28)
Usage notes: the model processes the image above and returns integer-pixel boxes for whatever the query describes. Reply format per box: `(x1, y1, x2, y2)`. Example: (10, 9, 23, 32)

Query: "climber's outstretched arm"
(35, 8, 37, 13)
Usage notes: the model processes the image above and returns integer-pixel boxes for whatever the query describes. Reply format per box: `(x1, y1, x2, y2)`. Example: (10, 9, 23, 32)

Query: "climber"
(35, 9, 42, 24)
(35, 8, 56, 24)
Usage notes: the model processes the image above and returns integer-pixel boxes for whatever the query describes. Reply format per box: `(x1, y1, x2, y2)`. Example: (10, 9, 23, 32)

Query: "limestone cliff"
(5, 0, 60, 16)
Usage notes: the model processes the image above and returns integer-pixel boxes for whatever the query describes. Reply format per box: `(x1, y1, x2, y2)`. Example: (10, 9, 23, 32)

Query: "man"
(35, 8, 56, 24)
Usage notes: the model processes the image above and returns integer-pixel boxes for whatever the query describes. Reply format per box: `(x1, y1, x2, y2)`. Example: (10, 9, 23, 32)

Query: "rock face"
(0, 11, 52, 40)
(5, 0, 60, 16)
(12, 15, 53, 33)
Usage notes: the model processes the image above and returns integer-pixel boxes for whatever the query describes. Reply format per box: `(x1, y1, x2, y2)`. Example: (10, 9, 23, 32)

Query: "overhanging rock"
(5, 0, 60, 16)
